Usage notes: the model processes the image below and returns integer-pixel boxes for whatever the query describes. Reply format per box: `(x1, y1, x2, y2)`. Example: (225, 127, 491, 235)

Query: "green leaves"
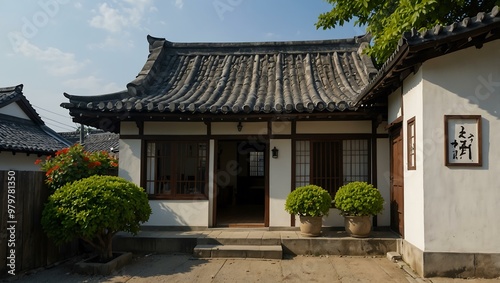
(334, 181, 384, 216)
(317, 0, 499, 64)
(285, 185, 332, 217)
(35, 144, 119, 191)
(41, 175, 152, 246)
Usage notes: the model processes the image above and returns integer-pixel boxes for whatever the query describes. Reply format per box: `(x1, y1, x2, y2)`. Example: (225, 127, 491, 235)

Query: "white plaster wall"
(421, 40, 500, 253)
(147, 200, 209, 226)
(401, 69, 426, 250)
(269, 139, 292, 227)
(0, 103, 30, 120)
(212, 122, 268, 135)
(296, 121, 371, 134)
(144, 122, 207, 135)
(0, 153, 43, 171)
(118, 139, 141, 184)
(377, 138, 391, 226)
(120, 122, 139, 135)
(322, 209, 345, 227)
(388, 88, 402, 123)
(272, 121, 291, 135)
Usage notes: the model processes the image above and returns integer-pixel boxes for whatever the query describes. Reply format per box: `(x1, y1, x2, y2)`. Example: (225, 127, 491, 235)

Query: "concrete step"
(193, 244, 283, 259)
(197, 235, 281, 246)
(114, 230, 400, 257)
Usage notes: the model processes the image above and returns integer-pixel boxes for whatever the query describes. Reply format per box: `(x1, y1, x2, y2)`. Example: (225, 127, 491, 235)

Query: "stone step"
(193, 244, 283, 259)
(197, 236, 280, 246)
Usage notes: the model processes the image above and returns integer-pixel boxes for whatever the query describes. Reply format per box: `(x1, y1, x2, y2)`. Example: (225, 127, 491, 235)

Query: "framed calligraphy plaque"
(444, 115, 482, 166)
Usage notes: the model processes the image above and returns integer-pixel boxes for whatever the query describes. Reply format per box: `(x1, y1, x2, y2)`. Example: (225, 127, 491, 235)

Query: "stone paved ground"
(2, 254, 499, 283)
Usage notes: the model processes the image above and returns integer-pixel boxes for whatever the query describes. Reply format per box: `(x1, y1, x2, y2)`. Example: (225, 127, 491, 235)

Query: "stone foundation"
(399, 240, 500, 278)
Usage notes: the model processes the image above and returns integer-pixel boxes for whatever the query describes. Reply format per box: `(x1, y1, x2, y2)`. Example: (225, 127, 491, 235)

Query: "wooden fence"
(0, 171, 79, 277)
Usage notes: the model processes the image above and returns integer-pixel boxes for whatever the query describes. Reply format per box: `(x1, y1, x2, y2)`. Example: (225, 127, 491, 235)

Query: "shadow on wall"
(153, 200, 206, 226)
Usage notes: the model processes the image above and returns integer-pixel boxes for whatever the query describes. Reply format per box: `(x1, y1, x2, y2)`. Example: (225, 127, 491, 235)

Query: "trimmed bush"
(41, 175, 152, 261)
(334, 181, 384, 216)
(285, 185, 332, 217)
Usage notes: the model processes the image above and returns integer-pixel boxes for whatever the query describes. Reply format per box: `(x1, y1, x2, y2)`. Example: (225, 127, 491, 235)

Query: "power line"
(41, 118, 77, 132)
(33, 104, 70, 119)
(44, 121, 76, 132)
(40, 115, 75, 129)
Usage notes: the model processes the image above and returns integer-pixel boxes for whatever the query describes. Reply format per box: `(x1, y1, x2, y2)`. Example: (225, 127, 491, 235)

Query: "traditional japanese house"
(61, 35, 391, 229)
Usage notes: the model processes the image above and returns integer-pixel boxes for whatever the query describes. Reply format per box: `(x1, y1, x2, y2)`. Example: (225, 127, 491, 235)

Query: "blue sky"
(0, 0, 363, 132)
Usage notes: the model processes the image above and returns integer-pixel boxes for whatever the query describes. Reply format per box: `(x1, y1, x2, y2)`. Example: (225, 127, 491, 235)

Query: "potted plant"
(285, 185, 332, 237)
(334, 181, 384, 238)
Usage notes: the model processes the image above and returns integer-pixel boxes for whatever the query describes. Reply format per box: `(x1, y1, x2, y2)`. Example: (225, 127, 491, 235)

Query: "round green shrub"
(285, 185, 332, 217)
(334, 181, 384, 216)
(41, 175, 152, 261)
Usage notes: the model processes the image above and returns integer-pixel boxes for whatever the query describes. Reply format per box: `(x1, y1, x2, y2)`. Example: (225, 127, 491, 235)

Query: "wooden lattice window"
(145, 141, 207, 199)
(249, 151, 265, 176)
(295, 139, 370, 196)
(407, 117, 416, 170)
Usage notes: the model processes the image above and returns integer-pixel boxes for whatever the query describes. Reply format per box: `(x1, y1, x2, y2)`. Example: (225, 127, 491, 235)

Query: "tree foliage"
(36, 144, 118, 191)
(316, 0, 499, 64)
(41, 175, 152, 261)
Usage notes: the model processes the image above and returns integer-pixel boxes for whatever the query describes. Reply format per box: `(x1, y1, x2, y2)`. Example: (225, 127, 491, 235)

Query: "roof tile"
(62, 36, 378, 115)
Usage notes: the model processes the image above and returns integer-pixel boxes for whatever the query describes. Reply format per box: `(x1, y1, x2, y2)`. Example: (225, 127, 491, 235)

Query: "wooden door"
(390, 126, 404, 237)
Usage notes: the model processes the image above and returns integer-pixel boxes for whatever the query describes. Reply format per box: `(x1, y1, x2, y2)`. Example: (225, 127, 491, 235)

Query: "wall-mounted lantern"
(271, 146, 279, 159)
(237, 121, 243, 132)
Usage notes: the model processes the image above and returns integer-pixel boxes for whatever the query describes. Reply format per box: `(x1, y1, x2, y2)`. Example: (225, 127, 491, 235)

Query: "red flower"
(34, 159, 42, 165)
(87, 161, 102, 169)
(55, 148, 69, 156)
(110, 162, 118, 167)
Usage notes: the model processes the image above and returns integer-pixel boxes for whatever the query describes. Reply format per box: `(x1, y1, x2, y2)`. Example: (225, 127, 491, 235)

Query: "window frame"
(143, 139, 209, 200)
(294, 138, 371, 197)
(407, 117, 416, 170)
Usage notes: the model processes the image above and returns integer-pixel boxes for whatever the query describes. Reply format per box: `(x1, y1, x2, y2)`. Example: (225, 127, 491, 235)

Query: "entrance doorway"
(215, 140, 266, 227)
(390, 125, 404, 236)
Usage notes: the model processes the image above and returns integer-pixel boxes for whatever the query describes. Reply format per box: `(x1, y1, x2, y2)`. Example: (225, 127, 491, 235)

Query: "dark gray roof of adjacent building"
(62, 35, 378, 117)
(0, 85, 71, 154)
(356, 6, 500, 105)
(84, 132, 119, 153)
(59, 130, 119, 153)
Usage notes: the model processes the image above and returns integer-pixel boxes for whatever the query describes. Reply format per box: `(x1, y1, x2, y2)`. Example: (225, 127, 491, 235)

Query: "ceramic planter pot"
(299, 215, 323, 237)
(344, 215, 372, 238)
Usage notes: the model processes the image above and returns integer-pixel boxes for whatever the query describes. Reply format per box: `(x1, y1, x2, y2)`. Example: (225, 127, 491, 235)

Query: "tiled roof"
(0, 85, 71, 154)
(0, 115, 70, 154)
(356, 6, 500, 104)
(62, 35, 378, 116)
(84, 132, 119, 153)
(59, 130, 119, 153)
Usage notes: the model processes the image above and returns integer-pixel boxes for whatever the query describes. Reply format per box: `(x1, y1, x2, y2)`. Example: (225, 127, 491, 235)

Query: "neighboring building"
(61, 6, 500, 278)
(0, 84, 71, 171)
(59, 129, 119, 157)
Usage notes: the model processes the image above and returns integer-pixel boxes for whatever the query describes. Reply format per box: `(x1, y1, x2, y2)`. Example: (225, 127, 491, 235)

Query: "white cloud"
(89, 0, 153, 33)
(63, 76, 122, 94)
(175, 0, 184, 9)
(87, 36, 134, 50)
(11, 34, 86, 76)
